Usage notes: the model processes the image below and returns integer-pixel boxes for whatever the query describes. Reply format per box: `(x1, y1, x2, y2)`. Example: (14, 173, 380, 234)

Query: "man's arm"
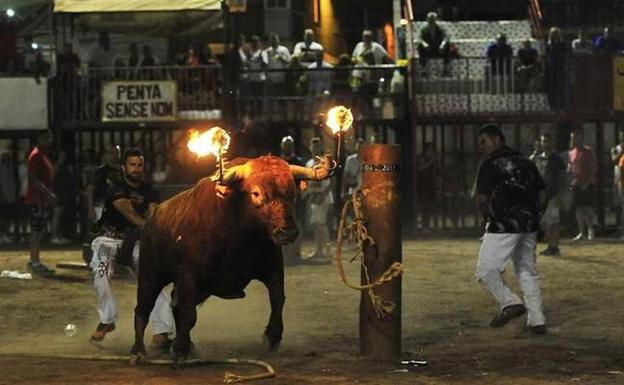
(28, 166, 56, 205)
(112, 198, 147, 229)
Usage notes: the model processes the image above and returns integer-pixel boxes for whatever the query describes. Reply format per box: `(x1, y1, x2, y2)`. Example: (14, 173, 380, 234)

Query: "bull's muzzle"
(274, 227, 299, 245)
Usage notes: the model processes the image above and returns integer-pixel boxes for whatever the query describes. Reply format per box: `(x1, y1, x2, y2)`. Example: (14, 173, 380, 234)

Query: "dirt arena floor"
(0, 238, 623, 385)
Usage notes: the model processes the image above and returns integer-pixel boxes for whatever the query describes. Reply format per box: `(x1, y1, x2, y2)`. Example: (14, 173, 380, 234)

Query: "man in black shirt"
(475, 124, 548, 335)
(89, 148, 173, 346)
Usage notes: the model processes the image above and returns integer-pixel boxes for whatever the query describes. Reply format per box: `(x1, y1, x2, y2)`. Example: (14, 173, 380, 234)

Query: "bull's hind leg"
(171, 271, 198, 364)
(261, 253, 285, 351)
(130, 280, 164, 365)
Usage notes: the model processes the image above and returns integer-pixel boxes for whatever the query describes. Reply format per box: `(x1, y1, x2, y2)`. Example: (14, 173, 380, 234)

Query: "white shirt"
(307, 61, 333, 95)
(343, 153, 362, 194)
(293, 41, 323, 62)
(305, 157, 334, 205)
(247, 48, 265, 82)
(262, 45, 291, 82)
(571, 38, 593, 54)
(352, 41, 389, 64)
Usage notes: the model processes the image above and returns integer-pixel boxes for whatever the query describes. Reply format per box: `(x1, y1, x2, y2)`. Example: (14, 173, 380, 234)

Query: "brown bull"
(130, 155, 333, 363)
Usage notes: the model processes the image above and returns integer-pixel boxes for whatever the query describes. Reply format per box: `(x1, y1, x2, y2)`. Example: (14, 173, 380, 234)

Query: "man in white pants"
(475, 124, 548, 335)
(90, 148, 174, 348)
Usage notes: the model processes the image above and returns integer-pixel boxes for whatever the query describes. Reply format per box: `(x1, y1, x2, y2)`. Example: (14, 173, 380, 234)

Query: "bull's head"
(220, 155, 334, 245)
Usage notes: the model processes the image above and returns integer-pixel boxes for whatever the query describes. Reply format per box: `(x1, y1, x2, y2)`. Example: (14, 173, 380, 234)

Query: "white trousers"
(90, 236, 174, 335)
(476, 232, 546, 327)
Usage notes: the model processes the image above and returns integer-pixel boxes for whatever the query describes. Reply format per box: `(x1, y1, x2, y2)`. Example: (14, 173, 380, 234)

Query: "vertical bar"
(359, 144, 402, 359)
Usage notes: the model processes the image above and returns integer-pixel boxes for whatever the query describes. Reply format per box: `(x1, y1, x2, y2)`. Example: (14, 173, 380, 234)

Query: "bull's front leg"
(261, 254, 285, 351)
(172, 269, 198, 363)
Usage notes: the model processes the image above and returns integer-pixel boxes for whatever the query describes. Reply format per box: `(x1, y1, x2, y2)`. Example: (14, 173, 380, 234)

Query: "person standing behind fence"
(279, 136, 306, 265)
(25, 131, 57, 276)
(0, 152, 17, 244)
(617, 146, 624, 240)
(293, 29, 323, 64)
(86, 145, 121, 231)
(475, 124, 547, 335)
(304, 137, 333, 261)
(262, 33, 291, 113)
(50, 150, 73, 244)
(568, 130, 597, 241)
(416, 142, 440, 232)
(246, 35, 265, 115)
(610, 131, 624, 229)
(341, 138, 364, 201)
(534, 134, 566, 256)
(545, 27, 566, 111)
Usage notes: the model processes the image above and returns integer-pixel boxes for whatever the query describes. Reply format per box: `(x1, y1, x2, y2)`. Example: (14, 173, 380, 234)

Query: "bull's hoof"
(263, 331, 281, 352)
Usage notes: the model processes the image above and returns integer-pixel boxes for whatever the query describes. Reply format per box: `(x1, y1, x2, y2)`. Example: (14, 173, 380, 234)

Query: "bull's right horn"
(289, 155, 336, 180)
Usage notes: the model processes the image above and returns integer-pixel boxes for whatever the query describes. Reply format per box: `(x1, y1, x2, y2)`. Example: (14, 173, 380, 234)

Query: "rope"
(335, 190, 405, 318)
(0, 352, 275, 384)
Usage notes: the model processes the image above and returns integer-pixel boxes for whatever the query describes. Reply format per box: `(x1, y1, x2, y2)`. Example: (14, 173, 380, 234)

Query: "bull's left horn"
(290, 155, 336, 180)
(219, 164, 251, 184)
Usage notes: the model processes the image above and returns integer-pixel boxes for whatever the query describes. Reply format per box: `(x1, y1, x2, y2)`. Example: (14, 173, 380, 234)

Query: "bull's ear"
(218, 164, 251, 185)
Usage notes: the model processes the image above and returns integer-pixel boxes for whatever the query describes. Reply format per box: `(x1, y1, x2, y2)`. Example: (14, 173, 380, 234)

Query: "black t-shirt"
(98, 178, 160, 233)
(90, 164, 122, 204)
(477, 146, 546, 233)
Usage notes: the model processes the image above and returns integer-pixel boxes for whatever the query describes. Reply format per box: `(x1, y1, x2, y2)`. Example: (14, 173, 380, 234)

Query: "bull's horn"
(290, 155, 336, 180)
(218, 164, 251, 184)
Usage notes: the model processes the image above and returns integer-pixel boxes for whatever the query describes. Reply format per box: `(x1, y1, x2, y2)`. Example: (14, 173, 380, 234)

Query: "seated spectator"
(594, 26, 623, 55)
(352, 29, 391, 65)
(417, 12, 451, 75)
(246, 35, 265, 115)
(0, 13, 18, 74)
(486, 33, 513, 77)
(293, 29, 323, 64)
(139, 44, 159, 79)
(571, 28, 593, 55)
(127, 43, 140, 79)
(516, 39, 539, 92)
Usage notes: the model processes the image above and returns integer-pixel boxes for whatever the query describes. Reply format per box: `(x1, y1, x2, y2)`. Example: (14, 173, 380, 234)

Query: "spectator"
(150, 151, 170, 185)
(594, 26, 623, 55)
(21, 35, 39, 74)
(443, 150, 467, 228)
(474, 124, 547, 335)
(416, 142, 440, 232)
(90, 31, 113, 68)
(86, 145, 121, 231)
(139, 44, 159, 80)
(568, 130, 597, 241)
(279, 136, 305, 265)
(304, 137, 333, 261)
(25, 131, 57, 276)
(417, 12, 451, 75)
(89, 148, 174, 344)
(127, 42, 140, 79)
(516, 39, 539, 92)
(528, 138, 543, 161)
(332, 53, 353, 97)
(534, 134, 566, 256)
(285, 56, 306, 120)
(16, 150, 29, 240)
(352, 29, 391, 65)
(571, 28, 593, 55)
(486, 33, 513, 77)
(262, 33, 291, 113)
(0, 12, 18, 74)
(306, 49, 334, 96)
(545, 27, 566, 111)
(293, 29, 323, 64)
(0, 152, 17, 244)
(341, 138, 364, 200)
(610, 131, 624, 229)
(50, 150, 73, 244)
(618, 142, 624, 240)
(245, 35, 265, 115)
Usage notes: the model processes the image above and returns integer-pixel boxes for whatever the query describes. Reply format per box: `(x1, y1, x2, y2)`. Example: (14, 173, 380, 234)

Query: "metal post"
(359, 144, 402, 359)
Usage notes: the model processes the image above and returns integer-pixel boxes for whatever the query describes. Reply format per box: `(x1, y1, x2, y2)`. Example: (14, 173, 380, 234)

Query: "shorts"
(540, 199, 560, 227)
(27, 204, 51, 232)
(573, 185, 594, 207)
(309, 202, 330, 225)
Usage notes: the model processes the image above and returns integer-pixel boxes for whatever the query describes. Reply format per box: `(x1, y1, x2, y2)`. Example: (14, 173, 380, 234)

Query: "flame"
(326, 105, 354, 135)
(187, 126, 231, 158)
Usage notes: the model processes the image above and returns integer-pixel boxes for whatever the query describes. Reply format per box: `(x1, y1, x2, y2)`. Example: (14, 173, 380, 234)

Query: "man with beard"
(474, 124, 548, 335)
(89, 148, 173, 348)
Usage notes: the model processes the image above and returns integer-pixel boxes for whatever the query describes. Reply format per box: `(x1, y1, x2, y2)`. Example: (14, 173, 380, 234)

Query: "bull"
(130, 155, 334, 363)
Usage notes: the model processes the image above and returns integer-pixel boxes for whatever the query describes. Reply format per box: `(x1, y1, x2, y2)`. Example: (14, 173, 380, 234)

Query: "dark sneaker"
(540, 247, 560, 256)
(528, 324, 547, 335)
(90, 322, 116, 342)
(490, 304, 526, 328)
(27, 261, 56, 276)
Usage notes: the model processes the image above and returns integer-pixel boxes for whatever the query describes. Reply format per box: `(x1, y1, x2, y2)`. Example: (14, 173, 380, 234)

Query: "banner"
(0, 78, 48, 130)
(614, 56, 624, 111)
(101, 81, 177, 122)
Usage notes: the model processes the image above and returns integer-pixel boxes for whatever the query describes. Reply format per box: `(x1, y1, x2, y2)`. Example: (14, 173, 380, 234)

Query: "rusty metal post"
(359, 144, 402, 359)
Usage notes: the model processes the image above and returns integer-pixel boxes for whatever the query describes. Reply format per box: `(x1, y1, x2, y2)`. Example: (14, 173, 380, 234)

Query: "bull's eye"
(252, 191, 260, 197)
(250, 185, 265, 206)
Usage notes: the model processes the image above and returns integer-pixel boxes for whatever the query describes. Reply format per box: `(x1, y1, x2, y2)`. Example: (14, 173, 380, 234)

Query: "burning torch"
(187, 126, 231, 184)
(325, 105, 354, 167)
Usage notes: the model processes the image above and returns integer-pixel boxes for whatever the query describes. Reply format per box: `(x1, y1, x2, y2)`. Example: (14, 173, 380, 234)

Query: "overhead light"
(6, 8, 15, 17)
(400, 18, 408, 26)
(31, 42, 39, 50)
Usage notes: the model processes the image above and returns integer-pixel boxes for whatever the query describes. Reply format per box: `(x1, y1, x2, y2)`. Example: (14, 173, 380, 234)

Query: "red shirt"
(568, 145, 597, 186)
(25, 147, 53, 205)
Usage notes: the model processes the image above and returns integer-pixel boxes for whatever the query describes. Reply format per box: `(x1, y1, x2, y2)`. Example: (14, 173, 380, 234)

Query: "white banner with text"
(101, 80, 177, 122)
